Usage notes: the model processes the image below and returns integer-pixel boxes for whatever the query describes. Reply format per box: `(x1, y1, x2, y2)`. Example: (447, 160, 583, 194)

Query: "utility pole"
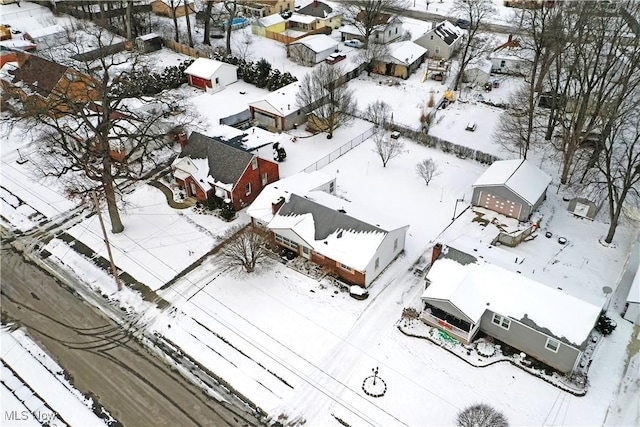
(91, 191, 123, 291)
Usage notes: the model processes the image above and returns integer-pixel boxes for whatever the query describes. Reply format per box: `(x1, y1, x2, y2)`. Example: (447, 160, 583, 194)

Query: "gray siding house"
(421, 245, 601, 373)
(471, 159, 551, 221)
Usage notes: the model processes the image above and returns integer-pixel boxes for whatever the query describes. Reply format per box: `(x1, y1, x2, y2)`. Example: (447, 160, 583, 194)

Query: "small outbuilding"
(251, 13, 286, 37)
(472, 159, 551, 221)
(463, 58, 492, 86)
(567, 197, 600, 220)
(135, 33, 163, 53)
(371, 40, 427, 79)
(287, 34, 338, 65)
(248, 82, 308, 131)
(183, 58, 238, 91)
(24, 25, 67, 50)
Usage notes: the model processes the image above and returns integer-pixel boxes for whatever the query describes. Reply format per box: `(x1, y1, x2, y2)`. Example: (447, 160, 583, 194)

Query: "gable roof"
(178, 131, 254, 188)
(385, 40, 427, 65)
(249, 81, 301, 116)
(431, 21, 463, 45)
(422, 249, 602, 348)
(255, 13, 286, 27)
(6, 54, 68, 97)
(183, 58, 236, 80)
(269, 191, 408, 270)
(289, 34, 338, 53)
(297, 1, 335, 18)
(247, 171, 334, 224)
(473, 159, 551, 206)
(356, 10, 394, 27)
(288, 13, 316, 24)
(24, 24, 66, 40)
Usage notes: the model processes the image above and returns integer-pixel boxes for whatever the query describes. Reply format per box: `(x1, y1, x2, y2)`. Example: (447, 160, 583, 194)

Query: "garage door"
(478, 191, 522, 219)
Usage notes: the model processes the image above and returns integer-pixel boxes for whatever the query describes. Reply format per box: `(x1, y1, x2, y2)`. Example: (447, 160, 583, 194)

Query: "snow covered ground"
(0, 327, 113, 427)
(1, 2, 638, 426)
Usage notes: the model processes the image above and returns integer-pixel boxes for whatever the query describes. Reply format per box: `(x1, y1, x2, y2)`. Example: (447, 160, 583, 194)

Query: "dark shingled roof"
(440, 245, 478, 265)
(433, 22, 461, 46)
(8, 54, 68, 98)
(297, 1, 333, 18)
(179, 131, 254, 186)
(277, 193, 385, 241)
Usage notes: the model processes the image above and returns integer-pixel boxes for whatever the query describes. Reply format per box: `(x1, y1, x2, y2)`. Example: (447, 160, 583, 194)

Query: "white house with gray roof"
(248, 173, 409, 287)
(287, 34, 338, 65)
(415, 21, 463, 60)
(421, 245, 602, 373)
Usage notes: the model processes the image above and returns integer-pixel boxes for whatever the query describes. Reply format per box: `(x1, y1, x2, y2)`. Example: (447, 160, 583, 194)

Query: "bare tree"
(451, 0, 495, 91)
(167, 0, 181, 42)
(456, 403, 509, 427)
(416, 158, 440, 185)
(223, 0, 239, 56)
(363, 100, 392, 128)
(183, 0, 194, 47)
(340, 0, 409, 49)
(544, 1, 640, 185)
(296, 64, 357, 139)
(220, 226, 270, 273)
(4, 26, 190, 233)
(594, 97, 640, 244)
(372, 129, 405, 167)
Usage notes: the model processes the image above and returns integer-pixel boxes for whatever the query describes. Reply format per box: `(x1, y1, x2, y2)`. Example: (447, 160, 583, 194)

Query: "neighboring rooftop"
(183, 58, 236, 79)
(385, 40, 427, 65)
(296, 1, 336, 19)
(289, 33, 338, 53)
(432, 21, 462, 45)
(249, 81, 301, 116)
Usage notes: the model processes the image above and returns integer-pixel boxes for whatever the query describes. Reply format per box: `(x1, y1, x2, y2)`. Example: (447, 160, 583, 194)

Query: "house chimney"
(272, 196, 285, 214)
(507, 34, 512, 43)
(178, 132, 188, 149)
(314, 0, 318, 7)
(431, 243, 443, 265)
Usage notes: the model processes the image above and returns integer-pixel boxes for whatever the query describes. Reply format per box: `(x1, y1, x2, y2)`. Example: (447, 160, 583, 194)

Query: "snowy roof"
(289, 34, 338, 53)
(466, 58, 492, 74)
(256, 13, 285, 27)
(246, 171, 335, 224)
(138, 32, 160, 41)
(288, 13, 316, 25)
(432, 21, 462, 45)
(422, 253, 602, 348)
(25, 24, 65, 39)
(386, 41, 427, 65)
(296, 1, 337, 19)
(183, 58, 236, 80)
(174, 131, 255, 190)
(473, 159, 551, 205)
(339, 24, 364, 37)
(269, 191, 408, 270)
(207, 124, 285, 151)
(249, 82, 301, 117)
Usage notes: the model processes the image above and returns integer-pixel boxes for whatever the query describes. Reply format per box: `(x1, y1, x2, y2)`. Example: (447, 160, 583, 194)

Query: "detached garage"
(184, 58, 238, 91)
(472, 159, 551, 221)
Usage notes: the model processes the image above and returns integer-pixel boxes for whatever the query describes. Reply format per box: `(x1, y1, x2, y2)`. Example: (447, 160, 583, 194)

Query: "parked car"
(465, 121, 477, 131)
(456, 18, 470, 29)
(344, 39, 364, 49)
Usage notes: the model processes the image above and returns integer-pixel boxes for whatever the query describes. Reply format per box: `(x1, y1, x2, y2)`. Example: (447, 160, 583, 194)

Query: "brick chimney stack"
(272, 196, 285, 214)
(431, 243, 443, 265)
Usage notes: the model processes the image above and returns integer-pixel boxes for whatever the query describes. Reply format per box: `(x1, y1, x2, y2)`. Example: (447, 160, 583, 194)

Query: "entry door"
(301, 246, 310, 259)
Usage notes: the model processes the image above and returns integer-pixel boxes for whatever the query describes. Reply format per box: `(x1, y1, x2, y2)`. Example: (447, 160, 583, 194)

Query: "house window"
(189, 181, 197, 197)
(245, 182, 251, 196)
(500, 60, 506, 68)
(302, 246, 310, 255)
(492, 313, 511, 330)
(275, 233, 298, 250)
(545, 338, 560, 353)
(375, 257, 380, 270)
(435, 47, 440, 54)
(65, 71, 78, 81)
(251, 158, 258, 170)
(430, 35, 434, 40)
(261, 172, 268, 185)
(395, 27, 398, 34)
(393, 238, 398, 251)
(388, 30, 391, 36)
(215, 77, 219, 84)
(329, 181, 335, 193)
(339, 263, 353, 272)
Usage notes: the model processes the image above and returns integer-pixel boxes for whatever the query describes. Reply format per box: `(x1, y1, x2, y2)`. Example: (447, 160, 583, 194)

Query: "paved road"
(0, 244, 263, 427)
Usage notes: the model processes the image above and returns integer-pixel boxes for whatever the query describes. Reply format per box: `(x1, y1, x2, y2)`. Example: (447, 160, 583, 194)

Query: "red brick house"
(171, 131, 279, 210)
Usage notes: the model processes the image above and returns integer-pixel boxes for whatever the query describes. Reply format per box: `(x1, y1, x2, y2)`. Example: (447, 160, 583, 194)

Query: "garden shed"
(183, 58, 238, 91)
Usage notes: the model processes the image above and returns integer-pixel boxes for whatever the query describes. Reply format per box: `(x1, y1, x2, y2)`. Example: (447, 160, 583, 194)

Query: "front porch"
(420, 303, 478, 344)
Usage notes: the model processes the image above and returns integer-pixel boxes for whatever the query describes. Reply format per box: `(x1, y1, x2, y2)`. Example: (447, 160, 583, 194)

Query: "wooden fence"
(162, 38, 208, 58)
